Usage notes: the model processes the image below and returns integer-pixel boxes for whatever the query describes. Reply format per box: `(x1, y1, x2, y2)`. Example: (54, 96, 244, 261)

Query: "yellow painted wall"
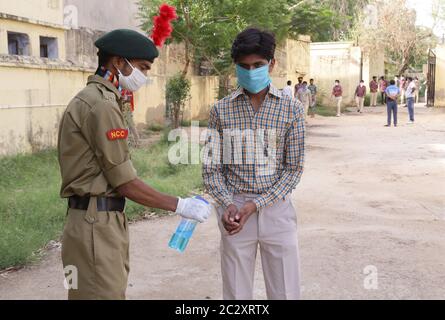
(0, 32, 310, 155)
(0, 18, 66, 59)
(0, 64, 90, 155)
(435, 45, 445, 108)
(310, 42, 363, 106)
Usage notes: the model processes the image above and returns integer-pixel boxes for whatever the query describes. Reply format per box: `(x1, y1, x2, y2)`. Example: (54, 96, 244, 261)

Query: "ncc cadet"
(57, 29, 211, 300)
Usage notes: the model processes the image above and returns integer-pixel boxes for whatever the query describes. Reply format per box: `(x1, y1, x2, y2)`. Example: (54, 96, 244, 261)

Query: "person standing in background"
(308, 79, 318, 118)
(399, 76, 406, 105)
(379, 76, 388, 105)
(385, 79, 400, 127)
(282, 80, 294, 98)
(294, 77, 304, 98)
(405, 77, 416, 124)
(414, 77, 420, 103)
(297, 81, 312, 118)
(121, 89, 140, 147)
(355, 80, 367, 113)
(369, 76, 379, 107)
(332, 80, 343, 117)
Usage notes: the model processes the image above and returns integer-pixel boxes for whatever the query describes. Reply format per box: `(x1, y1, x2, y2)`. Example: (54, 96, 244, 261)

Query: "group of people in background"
(282, 74, 421, 126)
(383, 76, 418, 127)
(332, 75, 420, 126)
(282, 77, 318, 119)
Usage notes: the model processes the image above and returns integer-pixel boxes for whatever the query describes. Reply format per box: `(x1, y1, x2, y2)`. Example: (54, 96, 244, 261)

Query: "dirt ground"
(1, 104, 445, 300)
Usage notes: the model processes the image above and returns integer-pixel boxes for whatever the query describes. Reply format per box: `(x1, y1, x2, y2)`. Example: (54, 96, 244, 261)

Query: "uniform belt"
(68, 195, 126, 212)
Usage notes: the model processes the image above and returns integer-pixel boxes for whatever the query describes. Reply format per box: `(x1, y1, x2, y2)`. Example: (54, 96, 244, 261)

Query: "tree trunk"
(173, 103, 181, 129)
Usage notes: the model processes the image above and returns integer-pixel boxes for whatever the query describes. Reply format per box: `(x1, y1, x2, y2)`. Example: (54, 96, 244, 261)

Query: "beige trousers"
(335, 96, 342, 116)
(370, 92, 378, 107)
(356, 96, 365, 112)
(216, 194, 300, 300)
(62, 208, 130, 300)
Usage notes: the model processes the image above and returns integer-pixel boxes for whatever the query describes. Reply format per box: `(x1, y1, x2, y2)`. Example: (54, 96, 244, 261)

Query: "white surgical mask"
(117, 58, 148, 92)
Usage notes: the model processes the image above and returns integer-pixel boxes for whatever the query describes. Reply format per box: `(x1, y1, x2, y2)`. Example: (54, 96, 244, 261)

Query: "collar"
(87, 75, 122, 100)
(93, 67, 123, 96)
(230, 84, 282, 100)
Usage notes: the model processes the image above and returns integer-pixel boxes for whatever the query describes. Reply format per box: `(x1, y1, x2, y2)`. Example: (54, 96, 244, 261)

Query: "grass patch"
(0, 141, 203, 269)
(180, 119, 209, 127)
(313, 104, 350, 117)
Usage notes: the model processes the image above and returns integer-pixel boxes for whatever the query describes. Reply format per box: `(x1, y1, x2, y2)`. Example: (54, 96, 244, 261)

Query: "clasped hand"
(221, 201, 257, 236)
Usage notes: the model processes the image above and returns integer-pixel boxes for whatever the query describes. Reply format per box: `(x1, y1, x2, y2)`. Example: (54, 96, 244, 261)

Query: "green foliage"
(0, 143, 203, 269)
(138, 0, 293, 76)
(288, 2, 342, 42)
(166, 73, 191, 128)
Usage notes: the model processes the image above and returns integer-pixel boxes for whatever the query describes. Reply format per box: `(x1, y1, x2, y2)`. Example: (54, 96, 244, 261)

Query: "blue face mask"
(236, 63, 271, 94)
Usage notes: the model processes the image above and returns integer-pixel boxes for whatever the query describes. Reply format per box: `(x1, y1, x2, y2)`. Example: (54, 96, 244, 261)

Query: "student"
(379, 76, 388, 105)
(369, 76, 379, 107)
(294, 77, 304, 98)
(355, 80, 367, 113)
(308, 79, 318, 117)
(385, 79, 400, 127)
(332, 80, 343, 117)
(282, 80, 294, 98)
(405, 77, 416, 124)
(203, 28, 305, 300)
(297, 81, 312, 118)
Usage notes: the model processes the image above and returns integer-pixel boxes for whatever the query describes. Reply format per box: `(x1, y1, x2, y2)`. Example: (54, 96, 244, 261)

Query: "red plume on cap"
(151, 4, 178, 48)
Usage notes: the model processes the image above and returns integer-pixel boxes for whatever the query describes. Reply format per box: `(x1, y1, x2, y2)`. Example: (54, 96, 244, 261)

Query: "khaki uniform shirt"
(58, 75, 137, 198)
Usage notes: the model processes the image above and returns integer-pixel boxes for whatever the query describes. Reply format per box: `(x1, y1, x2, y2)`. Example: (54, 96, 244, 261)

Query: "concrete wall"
(363, 50, 385, 86)
(0, 0, 64, 26)
(0, 1, 311, 156)
(63, 0, 141, 31)
(0, 59, 91, 155)
(310, 42, 363, 106)
(435, 45, 445, 107)
(0, 17, 66, 59)
(271, 36, 311, 89)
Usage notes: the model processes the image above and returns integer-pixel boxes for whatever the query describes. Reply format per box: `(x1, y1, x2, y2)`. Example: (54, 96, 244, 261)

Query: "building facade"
(310, 41, 384, 106)
(0, 0, 311, 156)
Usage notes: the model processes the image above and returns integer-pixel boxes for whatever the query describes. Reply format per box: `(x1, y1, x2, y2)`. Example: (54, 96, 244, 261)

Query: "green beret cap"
(94, 29, 159, 62)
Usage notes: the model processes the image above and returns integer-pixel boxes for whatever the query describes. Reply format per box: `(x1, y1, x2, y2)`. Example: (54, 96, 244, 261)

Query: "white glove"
(175, 197, 211, 223)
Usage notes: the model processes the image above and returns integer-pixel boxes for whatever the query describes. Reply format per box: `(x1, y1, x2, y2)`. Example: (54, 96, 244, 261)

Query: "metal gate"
(427, 49, 436, 107)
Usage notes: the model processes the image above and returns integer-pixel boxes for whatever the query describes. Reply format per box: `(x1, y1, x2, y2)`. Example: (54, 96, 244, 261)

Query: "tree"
(165, 73, 191, 128)
(356, 0, 436, 75)
(139, 0, 294, 98)
(287, 1, 342, 42)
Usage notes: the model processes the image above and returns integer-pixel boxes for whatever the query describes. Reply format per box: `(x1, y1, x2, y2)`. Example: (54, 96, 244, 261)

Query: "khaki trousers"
(356, 96, 365, 112)
(335, 96, 342, 116)
(370, 92, 378, 107)
(62, 207, 130, 300)
(216, 194, 300, 300)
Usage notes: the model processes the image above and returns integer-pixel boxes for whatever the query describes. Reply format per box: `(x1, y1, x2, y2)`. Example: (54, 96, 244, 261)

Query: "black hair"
(407, 77, 413, 81)
(97, 50, 113, 68)
(373, 76, 377, 79)
(231, 28, 276, 62)
(390, 80, 396, 85)
(310, 78, 314, 81)
(287, 80, 292, 85)
(360, 80, 364, 83)
(335, 80, 340, 83)
(303, 81, 308, 85)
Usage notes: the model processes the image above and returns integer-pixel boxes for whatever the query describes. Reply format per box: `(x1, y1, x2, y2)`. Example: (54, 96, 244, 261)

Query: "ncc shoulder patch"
(106, 128, 129, 141)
